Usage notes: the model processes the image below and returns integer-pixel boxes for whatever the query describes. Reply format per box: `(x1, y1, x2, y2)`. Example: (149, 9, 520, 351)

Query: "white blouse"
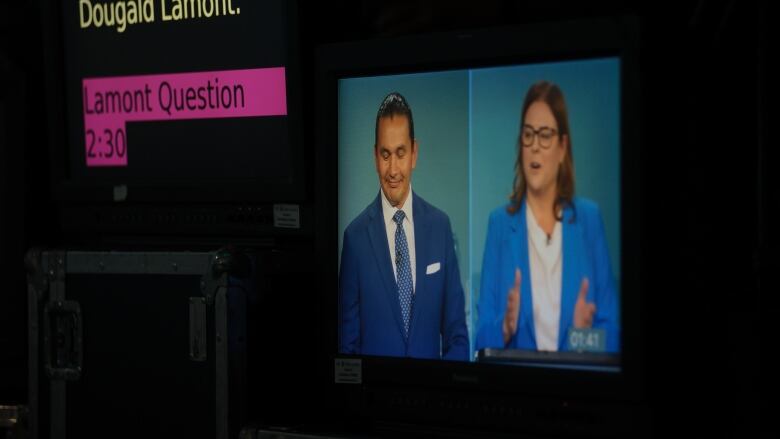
(526, 204, 563, 351)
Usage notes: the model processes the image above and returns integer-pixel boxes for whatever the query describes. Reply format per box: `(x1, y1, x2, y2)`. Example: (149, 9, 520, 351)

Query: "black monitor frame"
(40, 0, 306, 206)
(315, 16, 643, 428)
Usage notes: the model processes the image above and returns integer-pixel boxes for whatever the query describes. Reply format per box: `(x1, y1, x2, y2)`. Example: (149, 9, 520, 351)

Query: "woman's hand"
(502, 268, 522, 345)
(574, 278, 596, 328)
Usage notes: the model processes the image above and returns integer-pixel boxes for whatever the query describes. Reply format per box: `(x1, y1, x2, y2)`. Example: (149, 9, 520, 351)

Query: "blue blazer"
(475, 197, 619, 353)
(339, 192, 469, 361)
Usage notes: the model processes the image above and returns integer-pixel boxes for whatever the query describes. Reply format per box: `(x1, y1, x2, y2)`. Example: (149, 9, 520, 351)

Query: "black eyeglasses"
(521, 126, 558, 149)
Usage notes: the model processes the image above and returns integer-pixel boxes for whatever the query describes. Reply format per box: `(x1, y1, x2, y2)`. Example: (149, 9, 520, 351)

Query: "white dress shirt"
(381, 188, 416, 292)
(526, 204, 563, 352)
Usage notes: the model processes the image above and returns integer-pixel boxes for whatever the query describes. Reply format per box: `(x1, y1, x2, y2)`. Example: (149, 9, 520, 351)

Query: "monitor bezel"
(315, 16, 643, 404)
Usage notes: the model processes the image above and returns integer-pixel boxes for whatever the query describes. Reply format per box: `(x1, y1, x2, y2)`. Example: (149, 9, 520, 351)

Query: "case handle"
(43, 301, 83, 381)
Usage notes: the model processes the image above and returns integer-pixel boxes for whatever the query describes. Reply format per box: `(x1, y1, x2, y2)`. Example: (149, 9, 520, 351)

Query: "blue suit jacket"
(339, 192, 469, 360)
(475, 197, 619, 353)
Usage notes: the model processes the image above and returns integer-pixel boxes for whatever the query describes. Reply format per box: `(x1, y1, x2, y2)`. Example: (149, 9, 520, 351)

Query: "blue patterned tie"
(393, 210, 414, 338)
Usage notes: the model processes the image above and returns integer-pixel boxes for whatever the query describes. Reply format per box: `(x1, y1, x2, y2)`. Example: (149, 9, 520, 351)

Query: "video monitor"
(317, 21, 643, 436)
(46, 0, 303, 203)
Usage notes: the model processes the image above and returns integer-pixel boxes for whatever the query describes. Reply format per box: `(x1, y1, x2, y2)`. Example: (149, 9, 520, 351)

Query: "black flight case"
(25, 248, 251, 439)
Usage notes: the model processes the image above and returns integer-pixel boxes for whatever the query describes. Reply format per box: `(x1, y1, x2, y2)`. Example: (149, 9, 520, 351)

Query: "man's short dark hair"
(374, 92, 415, 148)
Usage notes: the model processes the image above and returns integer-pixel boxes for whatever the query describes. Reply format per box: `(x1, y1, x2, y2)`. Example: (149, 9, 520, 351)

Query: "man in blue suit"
(339, 92, 469, 361)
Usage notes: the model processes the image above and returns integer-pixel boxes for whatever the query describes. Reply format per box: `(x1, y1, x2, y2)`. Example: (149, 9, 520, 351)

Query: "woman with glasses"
(475, 80, 619, 354)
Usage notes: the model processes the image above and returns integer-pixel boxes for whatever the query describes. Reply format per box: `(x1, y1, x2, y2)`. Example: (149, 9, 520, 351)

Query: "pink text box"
(82, 67, 287, 167)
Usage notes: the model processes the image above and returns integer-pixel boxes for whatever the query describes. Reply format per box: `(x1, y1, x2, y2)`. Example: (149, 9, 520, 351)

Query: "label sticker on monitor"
(567, 328, 607, 353)
(334, 358, 361, 384)
(273, 204, 300, 229)
(112, 184, 127, 202)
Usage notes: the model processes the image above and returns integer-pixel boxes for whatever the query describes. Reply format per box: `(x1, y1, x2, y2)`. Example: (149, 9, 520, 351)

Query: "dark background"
(1, 1, 772, 437)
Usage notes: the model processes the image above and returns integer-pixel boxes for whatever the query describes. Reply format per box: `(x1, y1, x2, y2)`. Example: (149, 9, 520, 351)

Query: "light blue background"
(338, 58, 620, 359)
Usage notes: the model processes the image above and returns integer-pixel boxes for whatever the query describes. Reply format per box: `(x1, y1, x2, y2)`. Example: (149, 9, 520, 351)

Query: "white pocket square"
(426, 262, 441, 275)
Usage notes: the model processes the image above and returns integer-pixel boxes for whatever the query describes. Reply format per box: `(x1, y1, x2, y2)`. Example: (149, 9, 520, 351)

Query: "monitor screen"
(50, 0, 303, 202)
(336, 57, 622, 372)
